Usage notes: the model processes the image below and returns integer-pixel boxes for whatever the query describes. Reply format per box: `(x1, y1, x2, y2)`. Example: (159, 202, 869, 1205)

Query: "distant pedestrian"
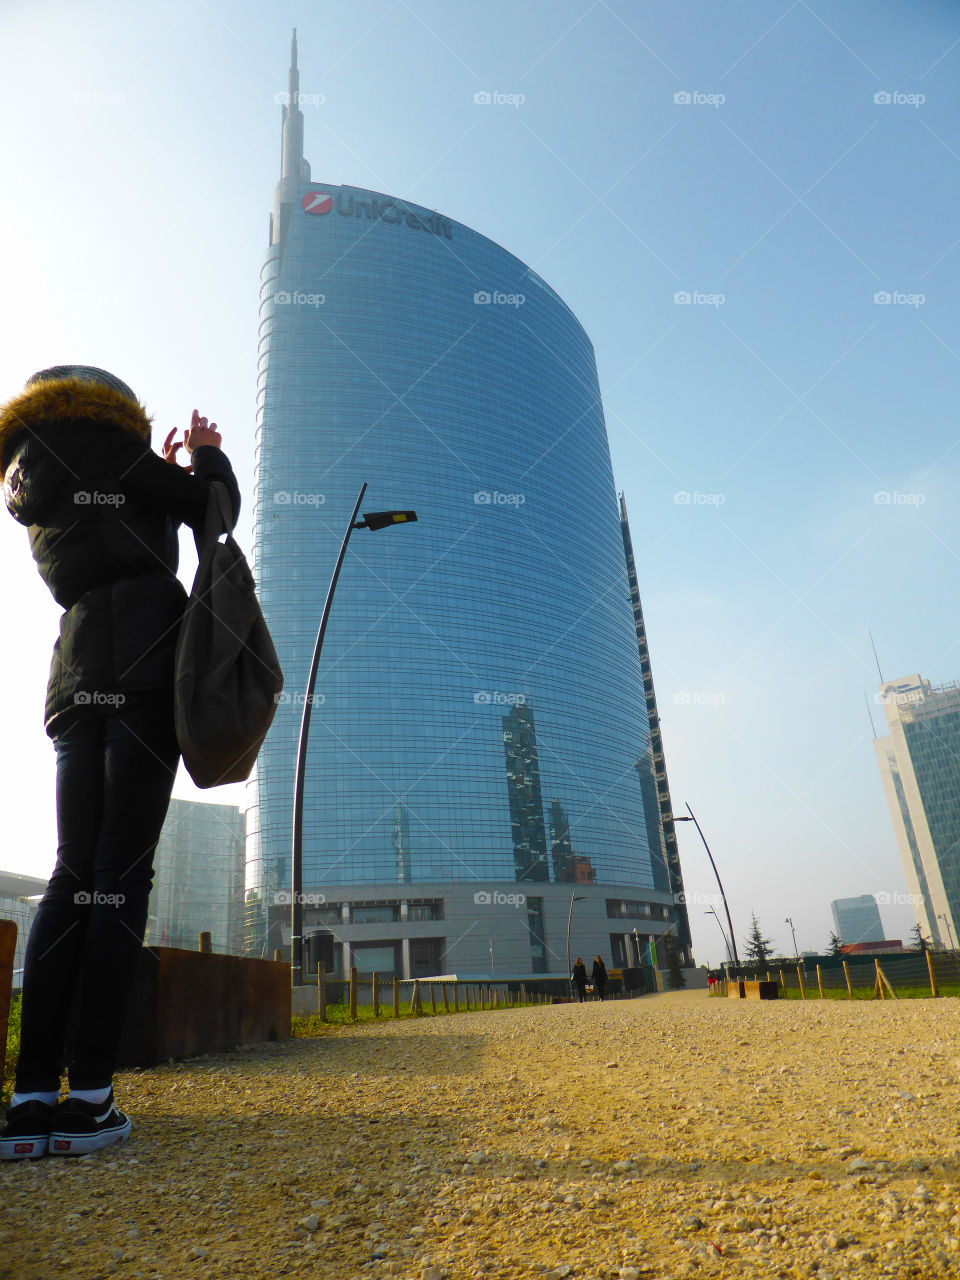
(591, 955, 608, 1000)
(571, 957, 588, 1002)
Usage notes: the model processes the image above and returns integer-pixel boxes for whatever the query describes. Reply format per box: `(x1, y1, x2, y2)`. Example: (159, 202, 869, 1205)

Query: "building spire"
(281, 26, 305, 183)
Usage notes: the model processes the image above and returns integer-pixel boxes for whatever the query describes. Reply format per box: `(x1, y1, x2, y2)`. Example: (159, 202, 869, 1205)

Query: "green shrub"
(3, 994, 21, 1105)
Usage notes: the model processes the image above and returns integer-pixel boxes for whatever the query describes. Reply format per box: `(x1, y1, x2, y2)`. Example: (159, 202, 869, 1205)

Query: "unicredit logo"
(301, 185, 453, 240)
(302, 191, 333, 215)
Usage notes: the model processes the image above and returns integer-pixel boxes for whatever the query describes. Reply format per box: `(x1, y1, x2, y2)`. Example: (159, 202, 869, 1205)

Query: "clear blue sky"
(2, 0, 959, 966)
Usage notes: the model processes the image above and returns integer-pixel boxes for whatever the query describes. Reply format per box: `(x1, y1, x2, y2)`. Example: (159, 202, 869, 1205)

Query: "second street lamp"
(290, 484, 417, 988)
(705, 907, 734, 965)
(670, 803, 740, 972)
(785, 916, 799, 961)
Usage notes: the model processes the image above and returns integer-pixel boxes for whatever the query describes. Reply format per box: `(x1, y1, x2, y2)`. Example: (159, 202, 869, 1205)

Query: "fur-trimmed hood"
(0, 377, 152, 481)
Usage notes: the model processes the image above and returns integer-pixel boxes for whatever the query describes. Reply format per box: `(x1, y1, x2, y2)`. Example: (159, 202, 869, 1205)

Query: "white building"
(874, 674, 960, 949)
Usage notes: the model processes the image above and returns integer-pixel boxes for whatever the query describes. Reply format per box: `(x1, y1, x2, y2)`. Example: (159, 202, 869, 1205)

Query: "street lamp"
(785, 916, 799, 961)
(705, 908, 733, 964)
(566, 891, 587, 989)
(669, 803, 740, 971)
(290, 483, 417, 987)
(938, 913, 956, 951)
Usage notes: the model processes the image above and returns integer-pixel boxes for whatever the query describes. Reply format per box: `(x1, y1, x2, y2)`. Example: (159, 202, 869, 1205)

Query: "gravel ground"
(3, 988, 960, 1279)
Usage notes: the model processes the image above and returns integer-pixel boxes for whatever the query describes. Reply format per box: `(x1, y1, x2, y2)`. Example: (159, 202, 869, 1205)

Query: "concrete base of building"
(267, 880, 685, 980)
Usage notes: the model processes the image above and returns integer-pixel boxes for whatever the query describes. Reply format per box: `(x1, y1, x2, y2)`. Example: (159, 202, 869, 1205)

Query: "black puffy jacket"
(0, 377, 241, 736)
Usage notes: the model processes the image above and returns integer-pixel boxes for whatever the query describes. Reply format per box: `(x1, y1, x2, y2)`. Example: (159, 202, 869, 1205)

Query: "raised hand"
(183, 409, 222, 453)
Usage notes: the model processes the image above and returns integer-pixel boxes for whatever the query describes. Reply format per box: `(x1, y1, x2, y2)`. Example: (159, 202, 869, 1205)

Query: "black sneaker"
(48, 1090, 132, 1156)
(0, 1099, 56, 1160)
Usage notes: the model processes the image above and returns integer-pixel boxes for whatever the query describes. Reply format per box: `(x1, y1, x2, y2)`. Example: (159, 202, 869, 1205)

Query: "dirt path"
(3, 989, 960, 1278)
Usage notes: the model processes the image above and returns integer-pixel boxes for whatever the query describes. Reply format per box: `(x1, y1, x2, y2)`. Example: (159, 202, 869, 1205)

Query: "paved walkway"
(3, 989, 960, 1278)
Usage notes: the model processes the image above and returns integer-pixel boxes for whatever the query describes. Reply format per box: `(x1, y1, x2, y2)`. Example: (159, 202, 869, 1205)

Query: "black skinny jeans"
(15, 697, 179, 1092)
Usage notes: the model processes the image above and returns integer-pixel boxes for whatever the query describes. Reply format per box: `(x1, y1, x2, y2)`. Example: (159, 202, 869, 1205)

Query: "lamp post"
(785, 916, 799, 961)
(705, 908, 733, 965)
(670, 803, 740, 972)
(938, 913, 956, 951)
(566, 891, 587, 991)
(290, 484, 417, 987)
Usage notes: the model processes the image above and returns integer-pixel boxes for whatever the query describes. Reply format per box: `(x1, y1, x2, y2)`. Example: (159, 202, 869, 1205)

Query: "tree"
(664, 934, 686, 989)
(827, 931, 844, 957)
(743, 913, 775, 970)
(911, 923, 931, 953)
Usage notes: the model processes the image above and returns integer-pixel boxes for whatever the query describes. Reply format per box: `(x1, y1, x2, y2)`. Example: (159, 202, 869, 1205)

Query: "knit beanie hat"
(26, 365, 137, 404)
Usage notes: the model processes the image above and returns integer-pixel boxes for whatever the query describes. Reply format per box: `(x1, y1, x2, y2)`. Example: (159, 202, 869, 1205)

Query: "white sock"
(10, 1090, 59, 1108)
(68, 1086, 111, 1105)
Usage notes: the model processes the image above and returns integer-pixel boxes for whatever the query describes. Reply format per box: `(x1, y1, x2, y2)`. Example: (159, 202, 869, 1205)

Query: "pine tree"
(827, 931, 844, 956)
(743, 913, 775, 971)
(911, 923, 931, 953)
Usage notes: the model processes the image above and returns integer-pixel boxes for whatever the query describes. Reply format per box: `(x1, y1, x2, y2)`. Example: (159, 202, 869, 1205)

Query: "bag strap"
(196, 480, 234, 555)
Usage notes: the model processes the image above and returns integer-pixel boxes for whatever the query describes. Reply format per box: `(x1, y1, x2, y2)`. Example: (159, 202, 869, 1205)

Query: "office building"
(830, 894, 884, 945)
(148, 799, 245, 955)
(874, 674, 960, 949)
(244, 34, 685, 977)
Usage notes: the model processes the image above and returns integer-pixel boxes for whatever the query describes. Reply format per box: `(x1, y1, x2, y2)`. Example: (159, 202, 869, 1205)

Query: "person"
(571, 957, 588, 1002)
(0, 365, 240, 1160)
(591, 954, 608, 1001)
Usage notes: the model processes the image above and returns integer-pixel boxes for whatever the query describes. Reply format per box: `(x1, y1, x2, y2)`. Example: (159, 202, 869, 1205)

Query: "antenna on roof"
(869, 630, 884, 682)
(864, 691, 879, 738)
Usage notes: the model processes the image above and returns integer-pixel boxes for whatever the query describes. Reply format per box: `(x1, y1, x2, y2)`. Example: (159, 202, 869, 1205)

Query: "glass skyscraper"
(245, 34, 685, 977)
(875, 673, 960, 949)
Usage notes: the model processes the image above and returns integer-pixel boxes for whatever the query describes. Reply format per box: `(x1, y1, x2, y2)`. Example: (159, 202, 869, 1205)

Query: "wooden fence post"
(198, 931, 212, 954)
(480, 986, 486, 1011)
(430, 982, 436, 1014)
(372, 971, 380, 1018)
(410, 980, 422, 1016)
(274, 948, 284, 962)
(392, 976, 400, 1018)
(778, 968, 787, 996)
(317, 961, 327, 1020)
(926, 949, 940, 997)
(842, 960, 853, 998)
(442, 984, 450, 1013)
(796, 965, 806, 1000)
(454, 983, 460, 1012)
(876, 962, 897, 998)
(348, 966, 358, 1020)
(0, 920, 17, 1090)
(816, 965, 825, 999)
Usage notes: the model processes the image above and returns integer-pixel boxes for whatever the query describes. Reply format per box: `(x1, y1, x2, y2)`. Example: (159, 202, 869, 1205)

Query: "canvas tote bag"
(174, 481, 284, 787)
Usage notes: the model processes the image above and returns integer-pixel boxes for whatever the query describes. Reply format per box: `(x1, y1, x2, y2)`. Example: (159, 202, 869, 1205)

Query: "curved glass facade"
(245, 59, 679, 975)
